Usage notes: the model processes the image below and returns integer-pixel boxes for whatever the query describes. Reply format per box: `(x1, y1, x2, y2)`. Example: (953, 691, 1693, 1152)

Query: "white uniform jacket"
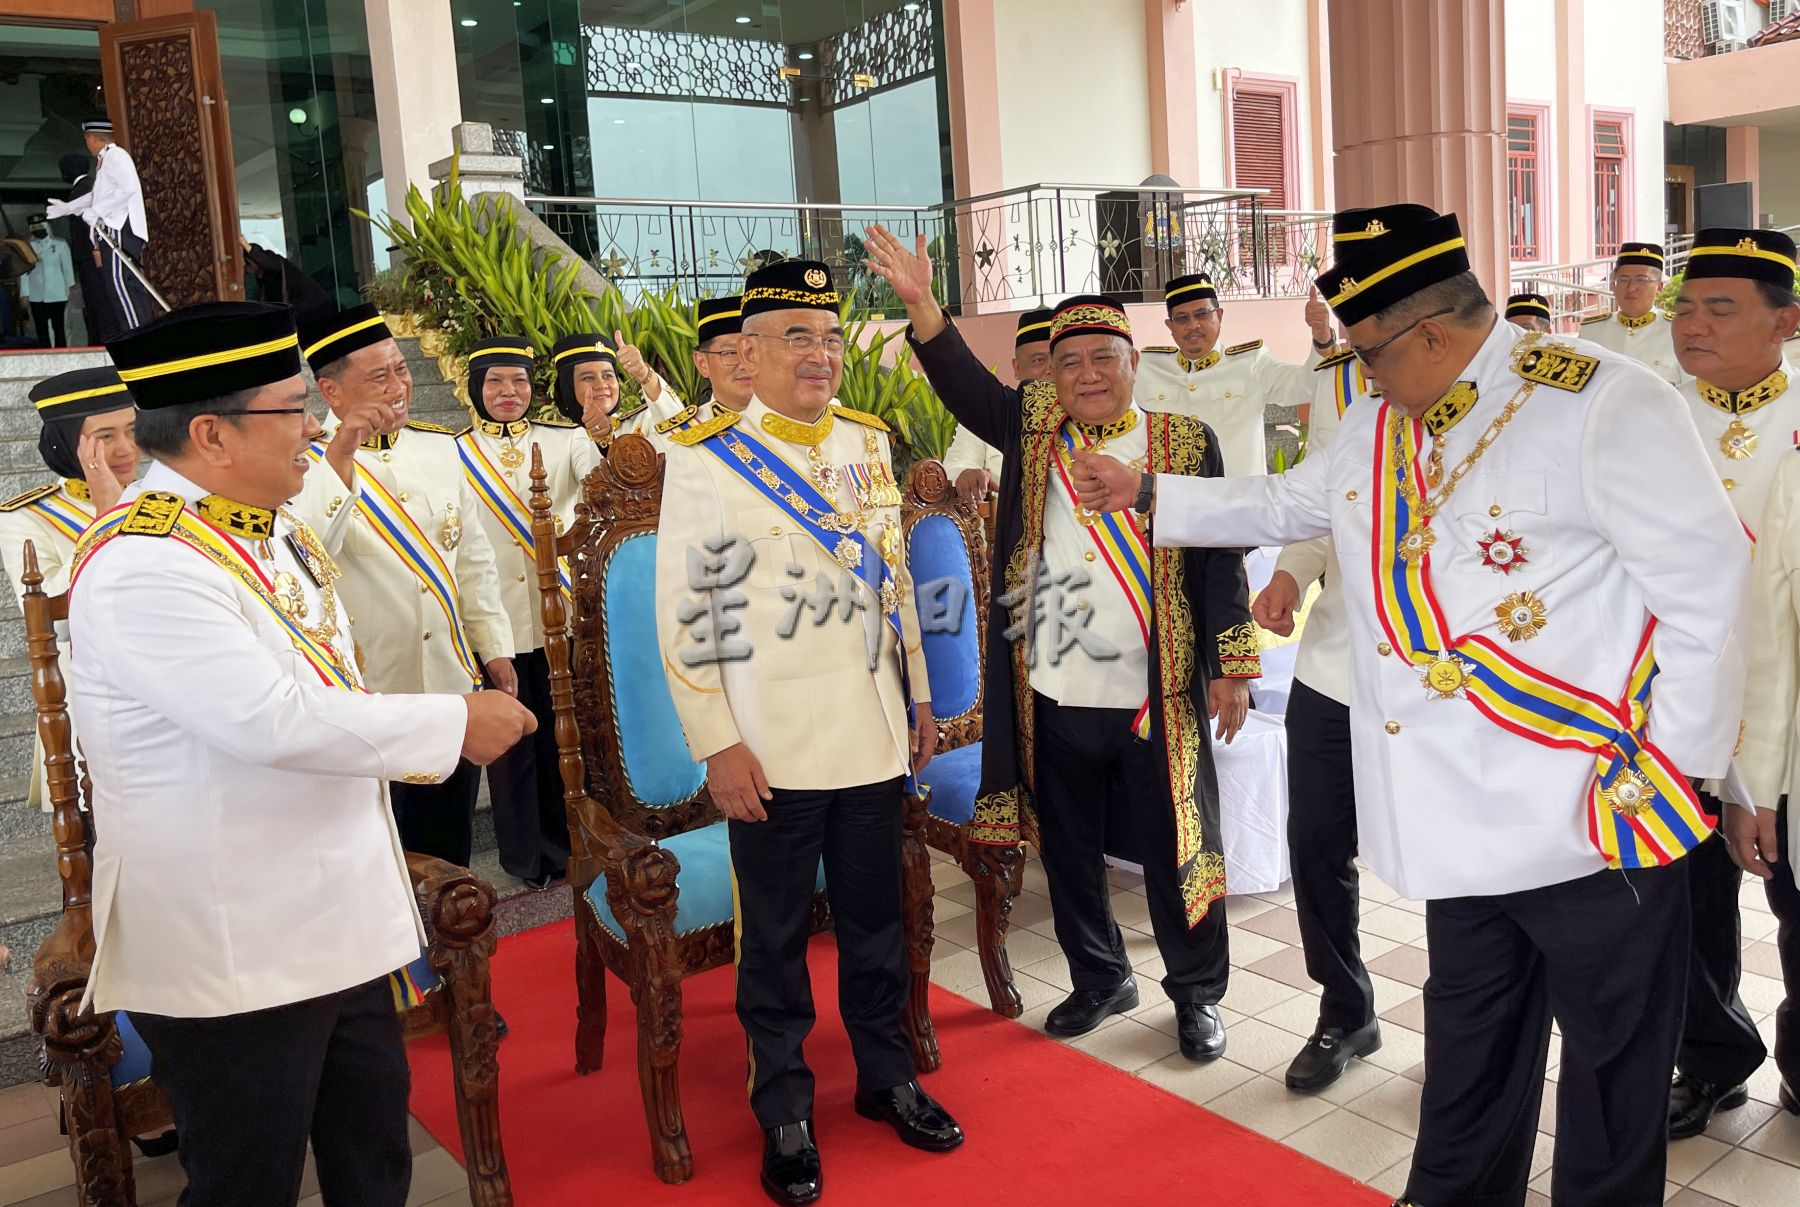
(1736, 450, 1800, 886)
(1155, 322, 1748, 899)
(941, 423, 1004, 482)
(1581, 310, 1686, 386)
(68, 464, 466, 1017)
(1135, 340, 1318, 478)
(655, 397, 930, 790)
(1675, 357, 1800, 538)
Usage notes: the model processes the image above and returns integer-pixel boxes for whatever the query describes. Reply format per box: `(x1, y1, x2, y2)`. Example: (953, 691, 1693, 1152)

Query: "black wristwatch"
(1133, 472, 1156, 515)
(1311, 336, 1335, 352)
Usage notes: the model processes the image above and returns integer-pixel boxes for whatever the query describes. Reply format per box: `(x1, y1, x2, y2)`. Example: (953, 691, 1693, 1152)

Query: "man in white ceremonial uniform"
(290, 303, 517, 868)
(43, 119, 151, 339)
(70, 301, 533, 1207)
(1580, 242, 1687, 386)
(1661, 228, 1800, 1137)
(1134, 272, 1333, 477)
(940, 308, 1052, 505)
(637, 295, 753, 454)
(1503, 292, 1553, 334)
(1072, 208, 1747, 1206)
(456, 337, 599, 888)
(655, 259, 959, 1206)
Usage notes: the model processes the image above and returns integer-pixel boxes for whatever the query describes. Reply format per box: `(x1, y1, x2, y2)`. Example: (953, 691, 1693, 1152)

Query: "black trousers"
(1678, 800, 1766, 1086)
(728, 775, 914, 1129)
(74, 255, 116, 344)
(1033, 692, 1229, 1004)
(390, 755, 481, 868)
(1405, 862, 1689, 1207)
(1765, 795, 1800, 1090)
(485, 648, 570, 881)
(99, 225, 153, 336)
(131, 976, 410, 1207)
(30, 301, 67, 348)
(1285, 679, 1374, 1031)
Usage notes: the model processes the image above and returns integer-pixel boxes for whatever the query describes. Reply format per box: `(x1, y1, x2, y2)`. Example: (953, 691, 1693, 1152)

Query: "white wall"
(1758, 131, 1800, 227)
(1583, 0, 1670, 246)
(1188, 0, 1316, 202)
(1504, 0, 1556, 105)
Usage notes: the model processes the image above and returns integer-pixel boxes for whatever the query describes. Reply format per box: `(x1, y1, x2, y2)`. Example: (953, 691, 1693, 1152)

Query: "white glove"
(42, 199, 71, 220)
(81, 211, 99, 230)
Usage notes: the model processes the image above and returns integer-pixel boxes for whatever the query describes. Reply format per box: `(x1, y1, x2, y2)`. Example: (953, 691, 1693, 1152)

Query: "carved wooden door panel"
(100, 11, 243, 307)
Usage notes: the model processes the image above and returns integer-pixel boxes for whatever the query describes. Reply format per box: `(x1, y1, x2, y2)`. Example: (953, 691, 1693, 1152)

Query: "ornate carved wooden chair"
(527, 435, 940, 1185)
(17, 542, 513, 1207)
(903, 461, 1026, 1017)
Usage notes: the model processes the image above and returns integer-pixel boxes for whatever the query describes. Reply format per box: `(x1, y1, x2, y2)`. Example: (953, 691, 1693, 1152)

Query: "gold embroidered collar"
(1616, 310, 1655, 332)
(1421, 381, 1479, 436)
(760, 408, 833, 446)
(1072, 410, 1140, 443)
(359, 430, 400, 452)
(475, 418, 532, 440)
(1178, 349, 1221, 374)
(1698, 369, 1789, 417)
(63, 477, 90, 502)
(196, 494, 276, 540)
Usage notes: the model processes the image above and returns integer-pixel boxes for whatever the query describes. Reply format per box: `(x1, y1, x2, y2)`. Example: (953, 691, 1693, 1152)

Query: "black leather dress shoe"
(1044, 979, 1140, 1037)
(1285, 1019, 1383, 1092)
(1668, 1074, 1749, 1139)
(853, 1081, 964, 1152)
(1780, 1078, 1799, 1116)
(1175, 1002, 1226, 1062)
(761, 1120, 821, 1205)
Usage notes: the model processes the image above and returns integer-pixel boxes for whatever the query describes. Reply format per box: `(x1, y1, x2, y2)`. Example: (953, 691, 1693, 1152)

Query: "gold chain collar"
(1421, 381, 1479, 437)
(1616, 310, 1656, 332)
(1698, 369, 1789, 417)
(760, 409, 834, 446)
(1071, 409, 1140, 443)
(475, 417, 533, 440)
(63, 477, 91, 502)
(197, 494, 276, 540)
(1177, 349, 1221, 374)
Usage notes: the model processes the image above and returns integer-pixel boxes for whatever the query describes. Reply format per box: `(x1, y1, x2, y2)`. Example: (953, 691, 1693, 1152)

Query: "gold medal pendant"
(809, 445, 842, 498)
(499, 440, 526, 469)
(1720, 418, 1758, 461)
(1399, 524, 1436, 563)
(441, 503, 463, 550)
(272, 570, 309, 621)
(1494, 590, 1548, 642)
(1600, 767, 1656, 819)
(1419, 651, 1472, 700)
(833, 536, 862, 569)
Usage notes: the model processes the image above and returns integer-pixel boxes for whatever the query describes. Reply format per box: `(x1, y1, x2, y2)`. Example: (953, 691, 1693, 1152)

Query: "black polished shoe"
(523, 874, 554, 892)
(1668, 1074, 1749, 1139)
(760, 1120, 821, 1205)
(1175, 1002, 1227, 1062)
(131, 1129, 179, 1159)
(1044, 979, 1140, 1037)
(1285, 1019, 1383, 1093)
(1780, 1078, 1799, 1116)
(853, 1081, 964, 1152)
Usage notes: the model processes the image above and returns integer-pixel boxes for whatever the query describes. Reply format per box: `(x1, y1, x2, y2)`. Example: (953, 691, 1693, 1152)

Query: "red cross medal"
(1477, 528, 1528, 575)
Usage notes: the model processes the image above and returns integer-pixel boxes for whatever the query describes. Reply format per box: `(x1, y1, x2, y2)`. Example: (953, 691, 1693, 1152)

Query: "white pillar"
(366, 0, 465, 226)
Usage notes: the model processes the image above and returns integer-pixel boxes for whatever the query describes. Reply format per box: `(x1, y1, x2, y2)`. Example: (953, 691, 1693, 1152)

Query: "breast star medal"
(1495, 590, 1548, 642)
(833, 536, 863, 569)
(1477, 528, 1529, 574)
(1720, 418, 1758, 461)
(1599, 767, 1656, 819)
(500, 440, 526, 469)
(441, 502, 463, 551)
(1399, 524, 1436, 563)
(272, 570, 309, 621)
(1419, 651, 1473, 699)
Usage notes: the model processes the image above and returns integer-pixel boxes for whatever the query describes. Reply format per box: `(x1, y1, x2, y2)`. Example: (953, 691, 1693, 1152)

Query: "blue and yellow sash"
(1332, 356, 1367, 419)
(26, 489, 96, 545)
(454, 433, 573, 600)
(1370, 406, 1713, 868)
(1052, 423, 1154, 738)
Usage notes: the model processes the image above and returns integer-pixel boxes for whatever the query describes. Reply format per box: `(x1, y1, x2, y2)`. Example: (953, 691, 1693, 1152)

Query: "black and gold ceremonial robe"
(908, 321, 1258, 924)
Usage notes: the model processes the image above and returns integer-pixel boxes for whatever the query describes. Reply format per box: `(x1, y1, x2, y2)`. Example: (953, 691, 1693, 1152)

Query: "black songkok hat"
(551, 332, 615, 420)
(740, 260, 839, 318)
(1048, 294, 1133, 351)
(297, 302, 393, 375)
(106, 301, 301, 411)
(1505, 293, 1551, 321)
(1685, 229, 1797, 291)
(1615, 242, 1665, 272)
(1330, 204, 1439, 248)
(1317, 211, 1471, 328)
(1163, 274, 1217, 312)
(1015, 307, 1054, 347)
(81, 118, 112, 134)
(29, 366, 130, 423)
(696, 295, 745, 343)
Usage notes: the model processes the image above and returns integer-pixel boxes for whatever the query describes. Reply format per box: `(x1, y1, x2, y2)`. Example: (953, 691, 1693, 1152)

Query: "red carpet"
(407, 920, 1389, 1205)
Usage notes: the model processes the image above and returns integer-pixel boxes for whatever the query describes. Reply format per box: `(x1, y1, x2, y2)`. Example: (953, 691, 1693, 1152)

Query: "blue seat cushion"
(109, 1011, 154, 1089)
(588, 822, 826, 942)
(605, 532, 709, 807)
(921, 741, 983, 826)
(908, 513, 981, 721)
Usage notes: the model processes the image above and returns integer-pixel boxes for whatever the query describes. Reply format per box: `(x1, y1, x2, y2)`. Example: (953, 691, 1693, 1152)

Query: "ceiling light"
(798, 51, 814, 60)
(904, 2, 919, 9)
(612, 118, 626, 125)
(542, 143, 555, 150)
(540, 96, 555, 104)
(459, 17, 478, 26)
(735, 14, 752, 23)
(287, 107, 308, 125)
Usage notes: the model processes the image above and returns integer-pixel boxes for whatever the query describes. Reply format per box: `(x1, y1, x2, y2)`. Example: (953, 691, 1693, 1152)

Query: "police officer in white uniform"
(1073, 208, 1747, 1206)
(43, 119, 152, 338)
(1580, 242, 1687, 386)
(940, 308, 1052, 504)
(71, 301, 533, 1207)
(636, 296, 753, 454)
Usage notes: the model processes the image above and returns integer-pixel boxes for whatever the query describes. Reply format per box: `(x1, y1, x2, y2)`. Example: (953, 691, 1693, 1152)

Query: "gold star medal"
(1495, 590, 1548, 642)
(500, 440, 525, 469)
(1600, 767, 1656, 819)
(272, 571, 308, 621)
(834, 536, 863, 569)
(1419, 651, 1472, 699)
(1720, 418, 1758, 461)
(440, 503, 463, 550)
(1399, 525, 1436, 563)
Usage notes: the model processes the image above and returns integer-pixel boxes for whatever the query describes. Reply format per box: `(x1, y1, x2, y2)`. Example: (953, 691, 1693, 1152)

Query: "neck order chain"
(1391, 382, 1536, 562)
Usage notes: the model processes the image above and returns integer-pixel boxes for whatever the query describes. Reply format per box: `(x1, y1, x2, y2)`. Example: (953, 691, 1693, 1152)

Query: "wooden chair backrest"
(19, 541, 90, 931)
(899, 461, 989, 753)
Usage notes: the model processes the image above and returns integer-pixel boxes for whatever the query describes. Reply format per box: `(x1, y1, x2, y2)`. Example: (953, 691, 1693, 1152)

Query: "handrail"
(527, 182, 1272, 215)
(525, 194, 940, 214)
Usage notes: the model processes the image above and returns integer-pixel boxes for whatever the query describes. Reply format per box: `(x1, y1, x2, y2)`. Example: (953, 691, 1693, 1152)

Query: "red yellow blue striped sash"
(454, 433, 573, 600)
(1369, 405, 1712, 868)
(25, 490, 96, 544)
(1332, 357, 1366, 419)
(1052, 423, 1154, 738)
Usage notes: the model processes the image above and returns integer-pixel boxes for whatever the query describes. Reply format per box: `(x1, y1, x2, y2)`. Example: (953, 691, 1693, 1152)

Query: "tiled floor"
(0, 851, 1793, 1205)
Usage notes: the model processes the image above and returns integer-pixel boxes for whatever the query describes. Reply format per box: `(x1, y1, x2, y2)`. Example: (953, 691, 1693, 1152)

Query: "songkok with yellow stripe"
(740, 259, 839, 317)
(550, 332, 615, 422)
(1615, 242, 1664, 273)
(296, 302, 393, 376)
(30, 367, 132, 481)
(1049, 293, 1132, 351)
(1015, 307, 1054, 348)
(1331, 204, 1437, 247)
(1685, 228, 1797, 290)
(1317, 209, 1471, 328)
(466, 336, 537, 424)
(1164, 274, 1216, 312)
(1505, 292, 1551, 321)
(696, 295, 744, 344)
(104, 301, 302, 411)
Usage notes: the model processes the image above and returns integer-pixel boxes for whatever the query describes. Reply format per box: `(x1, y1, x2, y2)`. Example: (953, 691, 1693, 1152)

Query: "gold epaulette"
(1513, 339, 1599, 393)
(829, 403, 889, 432)
(655, 405, 699, 434)
(1579, 313, 1609, 325)
(1224, 339, 1263, 355)
(534, 413, 579, 429)
(119, 491, 183, 537)
(1314, 348, 1357, 371)
(1142, 345, 1179, 354)
(666, 409, 740, 446)
(0, 483, 59, 512)
(405, 420, 457, 435)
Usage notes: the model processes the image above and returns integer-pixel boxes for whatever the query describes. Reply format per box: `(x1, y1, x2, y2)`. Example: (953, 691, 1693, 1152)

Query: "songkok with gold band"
(551, 332, 615, 422)
(104, 301, 301, 411)
(696, 295, 745, 344)
(1015, 307, 1054, 348)
(1685, 228, 1797, 290)
(31, 367, 131, 482)
(1317, 210, 1470, 328)
(1164, 274, 1217, 312)
(81, 118, 112, 135)
(1049, 294, 1132, 351)
(1505, 293, 1551, 321)
(1615, 242, 1665, 272)
(297, 302, 392, 376)
(466, 336, 537, 423)
(740, 259, 840, 318)
(1331, 204, 1437, 247)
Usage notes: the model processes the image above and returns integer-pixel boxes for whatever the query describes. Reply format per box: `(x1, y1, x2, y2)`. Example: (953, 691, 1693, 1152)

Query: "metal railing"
(525, 184, 1331, 314)
(1510, 228, 1800, 328)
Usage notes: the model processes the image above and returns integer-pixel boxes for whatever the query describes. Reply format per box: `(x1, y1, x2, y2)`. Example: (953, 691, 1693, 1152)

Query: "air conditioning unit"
(1702, 0, 1746, 45)
(1772, 0, 1798, 23)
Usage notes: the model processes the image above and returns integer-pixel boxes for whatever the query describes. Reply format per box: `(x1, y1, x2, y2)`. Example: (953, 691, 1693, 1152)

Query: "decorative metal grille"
(584, 26, 788, 105)
(819, 3, 936, 109)
(1666, 0, 1705, 59)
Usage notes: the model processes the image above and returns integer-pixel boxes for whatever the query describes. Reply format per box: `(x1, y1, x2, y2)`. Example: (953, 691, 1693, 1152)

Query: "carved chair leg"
(900, 792, 941, 1074)
(436, 945, 510, 1205)
(61, 1069, 135, 1206)
(971, 842, 1025, 1018)
(573, 904, 608, 1075)
(632, 973, 694, 1185)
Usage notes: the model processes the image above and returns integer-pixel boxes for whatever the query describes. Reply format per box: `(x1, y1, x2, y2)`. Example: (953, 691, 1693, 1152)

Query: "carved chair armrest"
(405, 853, 500, 960)
(28, 915, 119, 1086)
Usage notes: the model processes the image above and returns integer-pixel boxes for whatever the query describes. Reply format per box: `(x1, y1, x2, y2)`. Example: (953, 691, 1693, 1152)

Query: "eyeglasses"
(748, 332, 847, 356)
(1349, 307, 1454, 367)
(696, 348, 743, 364)
(232, 400, 328, 421)
(1613, 275, 1661, 287)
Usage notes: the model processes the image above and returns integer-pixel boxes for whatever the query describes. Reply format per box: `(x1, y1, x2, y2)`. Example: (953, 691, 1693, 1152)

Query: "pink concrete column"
(1727, 126, 1761, 223)
(941, 0, 1004, 199)
(1308, 0, 1335, 209)
(1327, 0, 1508, 299)
(1554, 0, 1588, 264)
(1145, 0, 1200, 185)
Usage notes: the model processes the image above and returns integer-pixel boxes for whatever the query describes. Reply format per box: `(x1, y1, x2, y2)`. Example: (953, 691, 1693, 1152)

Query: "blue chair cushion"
(587, 822, 825, 942)
(907, 513, 981, 721)
(604, 532, 708, 807)
(109, 1011, 153, 1089)
(920, 741, 983, 826)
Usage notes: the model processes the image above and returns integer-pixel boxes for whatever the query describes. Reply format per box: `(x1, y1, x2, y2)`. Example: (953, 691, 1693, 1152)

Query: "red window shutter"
(1231, 88, 1289, 207)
